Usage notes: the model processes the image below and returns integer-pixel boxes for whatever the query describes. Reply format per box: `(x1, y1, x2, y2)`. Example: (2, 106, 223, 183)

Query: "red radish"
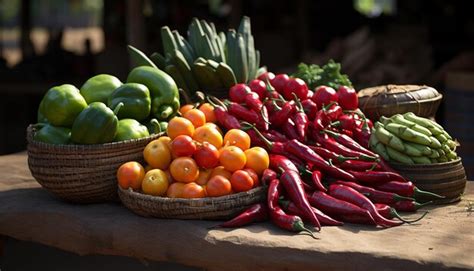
(337, 86, 358, 110)
(193, 142, 219, 169)
(282, 78, 309, 100)
(312, 86, 338, 109)
(171, 135, 197, 157)
(258, 71, 276, 82)
(248, 79, 267, 100)
(270, 74, 290, 94)
(229, 84, 251, 103)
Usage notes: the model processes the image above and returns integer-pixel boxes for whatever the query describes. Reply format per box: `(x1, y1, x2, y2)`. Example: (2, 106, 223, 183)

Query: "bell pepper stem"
(113, 102, 124, 116)
(160, 105, 174, 119)
(150, 119, 161, 134)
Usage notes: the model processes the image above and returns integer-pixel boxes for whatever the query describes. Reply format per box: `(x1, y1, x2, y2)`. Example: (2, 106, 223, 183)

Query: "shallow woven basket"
(118, 186, 267, 220)
(390, 158, 467, 204)
(358, 84, 442, 120)
(27, 124, 162, 204)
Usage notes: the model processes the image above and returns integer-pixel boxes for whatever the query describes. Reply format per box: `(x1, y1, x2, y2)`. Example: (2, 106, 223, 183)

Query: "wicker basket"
(118, 186, 267, 220)
(390, 158, 467, 204)
(27, 125, 162, 204)
(358, 84, 442, 120)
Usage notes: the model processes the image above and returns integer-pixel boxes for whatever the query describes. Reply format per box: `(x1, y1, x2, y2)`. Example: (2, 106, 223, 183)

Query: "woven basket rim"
(27, 124, 164, 151)
(359, 93, 443, 109)
(119, 185, 267, 204)
(389, 157, 462, 168)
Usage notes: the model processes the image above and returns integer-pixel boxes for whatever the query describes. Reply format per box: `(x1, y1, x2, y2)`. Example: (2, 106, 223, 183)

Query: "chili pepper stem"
(414, 188, 446, 199)
(393, 194, 416, 202)
(393, 210, 429, 224)
(294, 223, 318, 239)
(242, 121, 274, 149)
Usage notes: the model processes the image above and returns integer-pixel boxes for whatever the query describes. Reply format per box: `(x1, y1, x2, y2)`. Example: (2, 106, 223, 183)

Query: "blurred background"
(0, 0, 473, 173)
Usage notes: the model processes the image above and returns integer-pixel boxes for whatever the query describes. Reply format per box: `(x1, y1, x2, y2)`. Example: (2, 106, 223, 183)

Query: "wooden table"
(0, 152, 473, 271)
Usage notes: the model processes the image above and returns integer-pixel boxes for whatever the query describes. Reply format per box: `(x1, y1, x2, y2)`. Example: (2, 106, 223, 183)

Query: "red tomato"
(312, 85, 338, 109)
(230, 170, 254, 192)
(229, 84, 251, 103)
(270, 74, 290, 94)
(248, 79, 267, 100)
(283, 78, 308, 100)
(193, 142, 219, 169)
(337, 86, 358, 110)
(243, 168, 260, 187)
(171, 135, 196, 157)
(257, 71, 275, 82)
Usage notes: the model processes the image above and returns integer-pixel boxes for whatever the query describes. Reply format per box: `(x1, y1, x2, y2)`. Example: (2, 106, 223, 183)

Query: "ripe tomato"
(248, 79, 267, 100)
(270, 74, 290, 93)
(223, 129, 251, 151)
(244, 147, 269, 176)
(198, 103, 216, 123)
(179, 104, 195, 115)
(243, 168, 260, 187)
(143, 139, 171, 170)
(210, 166, 232, 180)
(184, 108, 206, 128)
(337, 85, 358, 110)
(229, 84, 251, 103)
(206, 175, 232, 197)
(171, 135, 197, 157)
(170, 157, 199, 183)
(166, 182, 185, 198)
(182, 182, 206, 198)
(141, 169, 169, 196)
(193, 125, 223, 149)
(230, 170, 254, 192)
(117, 161, 145, 190)
(193, 142, 219, 169)
(167, 117, 195, 139)
(219, 146, 246, 172)
(312, 85, 338, 109)
(195, 168, 212, 185)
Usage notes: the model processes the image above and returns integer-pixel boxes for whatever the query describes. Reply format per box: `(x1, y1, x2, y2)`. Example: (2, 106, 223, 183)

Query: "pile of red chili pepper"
(212, 72, 442, 235)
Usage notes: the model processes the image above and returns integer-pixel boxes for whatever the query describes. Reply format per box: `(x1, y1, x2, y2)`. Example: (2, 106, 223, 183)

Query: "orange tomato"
(206, 175, 232, 197)
(117, 161, 145, 190)
(219, 146, 246, 172)
(179, 104, 195, 115)
(143, 140, 171, 170)
(171, 135, 197, 157)
(203, 123, 223, 135)
(141, 169, 169, 196)
(182, 182, 206, 198)
(244, 147, 269, 176)
(195, 168, 212, 185)
(167, 117, 195, 139)
(230, 170, 254, 192)
(170, 157, 199, 183)
(184, 108, 206, 128)
(166, 182, 185, 198)
(165, 169, 174, 184)
(198, 103, 216, 123)
(243, 168, 260, 187)
(193, 125, 223, 149)
(157, 136, 172, 149)
(223, 129, 251, 151)
(210, 166, 232, 180)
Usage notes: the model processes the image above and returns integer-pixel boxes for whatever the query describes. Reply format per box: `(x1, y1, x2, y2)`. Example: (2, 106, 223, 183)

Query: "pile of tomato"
(117, 103, 269, 199)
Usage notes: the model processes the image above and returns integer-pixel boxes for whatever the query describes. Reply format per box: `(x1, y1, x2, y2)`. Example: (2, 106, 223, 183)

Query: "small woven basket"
(118, 186, 267, 220)
(27, 124, 162, 204)
(390, 158, 467, 204)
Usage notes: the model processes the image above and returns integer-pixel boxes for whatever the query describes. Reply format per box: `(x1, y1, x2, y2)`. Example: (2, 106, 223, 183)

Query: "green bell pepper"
(145, 118, 161, 134)
(39, 84, 87, 127)
(108, 83, 151, 121)
(126, 66, 179, 121)
(33, 123, 71, 145)
(115, 119, 150, 142)
(80, 74, 123, 104)
(71, 102, 123, 144)
(159, 121, 168, 133)
(37, 99, 48, 123)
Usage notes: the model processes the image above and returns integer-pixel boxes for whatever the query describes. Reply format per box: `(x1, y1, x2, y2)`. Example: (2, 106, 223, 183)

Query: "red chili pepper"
(353, 120, 371, 149)
(311, 170, 327, 192)
(301, 99, 318, 120)
(261, 169, 277, 186)
(216, 203, 269, 228)
(392, 200, 433, 212)
(375, 203, 428, 224)
(333, 180, 414, 204)
(337, 86, 358, 110)
(229, 84, 251, 103)
(262, 130, 288, 142)
(244, 92, 264, 112)
(324, 104, 343, 121)
(263, 77, 282, 100)
(282, 78, 309, 100)
(340, 129, 354, 138)
(333, 114, 356, 130)
(347, 170, 407, 184)
(226, 101, 259, 124)
(280, 170, 321, 230)
(324, 129, 378, 158)
(309, 145, 357, 163)
(269, 154, 299, 173)
(283, 118, 299, 140)
(256, 105, 270, 131)
(292, 94, 309, 141)
(285, 139, 356, 182)
(243, 123, 285, 154)
(270, 101, 295, 127)
(214, 106, 241, 130)
(328, 184, 403, 227)
(248, 79, 267, 100)
(312, 86, 338, 109)
(313, 109, 331, 131)
(377, 159, 397, 173)
(307, 191, 376, 225)
(370, 181, 445, 201)
(316, 133, 377, 162)
(268, 179, 315, 237)
(264, 99, 279, 115)
(279, 200, 343, 226)
(338, 160, 381, 171)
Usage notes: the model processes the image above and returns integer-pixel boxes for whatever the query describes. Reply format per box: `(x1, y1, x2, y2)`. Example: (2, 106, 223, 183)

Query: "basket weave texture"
(118, 186, 267, 220)
(390, 158, 467, 204)
(27, 124, 162, 204)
